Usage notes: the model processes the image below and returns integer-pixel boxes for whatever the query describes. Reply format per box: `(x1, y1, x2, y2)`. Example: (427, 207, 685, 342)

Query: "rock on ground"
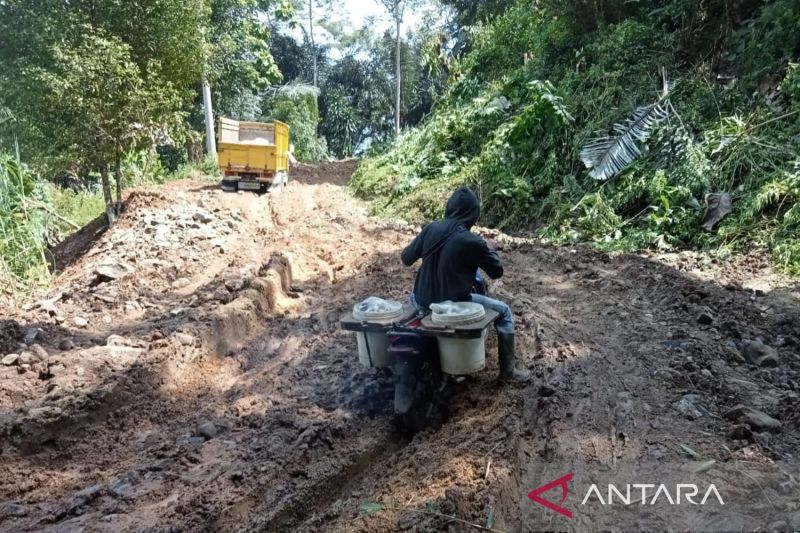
(742, 338, 780, 367)
(725, 404, 782, 432)
(196, 421, 218, 440)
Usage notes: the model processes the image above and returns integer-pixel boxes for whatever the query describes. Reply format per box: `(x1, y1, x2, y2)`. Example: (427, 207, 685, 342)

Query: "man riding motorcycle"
(400, 186, 531, 383)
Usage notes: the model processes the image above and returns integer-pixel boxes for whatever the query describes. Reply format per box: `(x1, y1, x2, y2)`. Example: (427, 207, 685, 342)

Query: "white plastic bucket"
(352, 297, 404, 368)
(357, 331, 393, 368)
(437, 330, 487, 375)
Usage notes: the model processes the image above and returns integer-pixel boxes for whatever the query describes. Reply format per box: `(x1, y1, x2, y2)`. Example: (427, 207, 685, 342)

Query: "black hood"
(444, 186, 480, 229)
(417, 186, 481, 259)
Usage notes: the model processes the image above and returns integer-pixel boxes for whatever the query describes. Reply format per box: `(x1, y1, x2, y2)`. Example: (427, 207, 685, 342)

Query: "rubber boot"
(393, 359, 419, 414)
(498, 333, 531, 383)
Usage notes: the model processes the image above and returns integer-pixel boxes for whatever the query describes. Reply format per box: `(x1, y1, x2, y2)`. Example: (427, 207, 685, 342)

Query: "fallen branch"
(24, 199, 81, 229)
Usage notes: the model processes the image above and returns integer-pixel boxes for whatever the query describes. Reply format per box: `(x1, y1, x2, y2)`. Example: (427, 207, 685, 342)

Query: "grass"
(0, 155, 50, 298)
(353, 1, 800, 274)
(49, 186, 107, 230)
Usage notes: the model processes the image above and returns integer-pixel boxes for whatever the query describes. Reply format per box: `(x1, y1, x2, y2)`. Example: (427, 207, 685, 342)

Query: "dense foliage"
(271, 8, 448, 158)
(0, 0, 289, 222)
(2, 0, 799, 294)
(0, 0, 447, 293)
(353, 0, 800, 272)
(264, 85, 328, 160)
(316, 27, 440, 157)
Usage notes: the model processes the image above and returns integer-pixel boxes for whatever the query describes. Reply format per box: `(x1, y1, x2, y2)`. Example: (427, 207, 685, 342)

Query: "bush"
(169, 155, 220, 181)
(157, 144, 188, 173)
(263, 85, 328, 161)
(49, 185, 106, 231)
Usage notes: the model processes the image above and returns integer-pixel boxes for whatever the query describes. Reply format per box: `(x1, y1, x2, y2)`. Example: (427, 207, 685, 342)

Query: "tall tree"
(206, 0, 288, 118)
(318, 14, 445, 157)
(290, 0, 337, 87)
(377, 0, 403, 135)
(309, 0, 318, 86)
(0, 0, 208, 222)
(376, 0, 421, 135)
(270, 31, 308, 82)
(439, 0, 514, 26)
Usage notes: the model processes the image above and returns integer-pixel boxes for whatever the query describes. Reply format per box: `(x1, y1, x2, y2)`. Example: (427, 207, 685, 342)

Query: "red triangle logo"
(527, 473, 573, 518)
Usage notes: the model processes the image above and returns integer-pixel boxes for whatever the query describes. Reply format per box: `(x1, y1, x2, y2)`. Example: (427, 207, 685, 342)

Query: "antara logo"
(527, 473, 574, 518)
(528, 474, 724, 518)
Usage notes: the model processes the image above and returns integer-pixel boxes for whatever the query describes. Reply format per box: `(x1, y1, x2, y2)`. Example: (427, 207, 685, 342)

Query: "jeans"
(410, 293, 515, 335)
(469, 293, 515, 335)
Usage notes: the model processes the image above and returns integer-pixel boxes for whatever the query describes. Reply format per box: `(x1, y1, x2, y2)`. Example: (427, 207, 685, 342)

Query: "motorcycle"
(340, 272, 495, 434)
(388, 271, 489, 433)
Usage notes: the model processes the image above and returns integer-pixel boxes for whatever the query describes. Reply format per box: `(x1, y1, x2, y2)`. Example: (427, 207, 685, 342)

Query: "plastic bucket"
(352, 297, 404, 368)
(357, 331, 393, 368)
(437, 331, 487, 375)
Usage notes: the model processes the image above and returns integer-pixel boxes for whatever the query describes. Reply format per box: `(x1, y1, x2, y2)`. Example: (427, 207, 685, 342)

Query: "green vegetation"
(0, 0, 288, 223)
(49, 188, 107, 233)
(353, 0, 800, 272)
(264, 86, 328, 160)
(0, 0, 283, 294)
(2, 0, 799, 295)
(0, 147, 220, 294)
(0, 156, 49, 297)
(0, 0, 210, 222)
(275, 2, 447, 158)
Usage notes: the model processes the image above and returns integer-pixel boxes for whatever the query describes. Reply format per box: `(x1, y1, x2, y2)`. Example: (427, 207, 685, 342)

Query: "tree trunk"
(395, 14, 401, 135)
(100, 165, 116, 225)
(309, 0, 317, 87)
(186, 140, 203, 162)
(114, 150, 123, 216)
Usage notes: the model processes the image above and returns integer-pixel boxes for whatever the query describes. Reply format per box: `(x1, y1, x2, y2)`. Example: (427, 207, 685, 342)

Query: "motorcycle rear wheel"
(396, 360, 447, 434)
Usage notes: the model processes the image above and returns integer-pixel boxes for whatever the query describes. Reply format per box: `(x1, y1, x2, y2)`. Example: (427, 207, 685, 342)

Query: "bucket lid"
(353, 297, 404, 322)
(430, 301, 485, 326)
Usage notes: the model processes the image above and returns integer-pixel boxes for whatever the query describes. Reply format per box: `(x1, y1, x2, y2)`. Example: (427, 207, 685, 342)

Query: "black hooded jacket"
(401, 187, 503, 308)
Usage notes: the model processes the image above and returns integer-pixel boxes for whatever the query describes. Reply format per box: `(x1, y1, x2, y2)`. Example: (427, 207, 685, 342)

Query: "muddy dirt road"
(1, 161, 799, 532)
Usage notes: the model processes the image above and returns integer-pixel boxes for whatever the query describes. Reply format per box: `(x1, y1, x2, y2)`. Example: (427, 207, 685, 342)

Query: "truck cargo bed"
(217, 117, 290, 193)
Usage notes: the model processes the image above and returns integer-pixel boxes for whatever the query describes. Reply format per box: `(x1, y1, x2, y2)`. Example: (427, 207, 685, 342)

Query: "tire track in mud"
(0, 167, 395, 531)
(509, 249, 674, 530)
(262, 431, 411, 531)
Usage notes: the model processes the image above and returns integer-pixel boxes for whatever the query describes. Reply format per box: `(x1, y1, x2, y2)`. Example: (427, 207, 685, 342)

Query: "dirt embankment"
(1, 160, 799, 532)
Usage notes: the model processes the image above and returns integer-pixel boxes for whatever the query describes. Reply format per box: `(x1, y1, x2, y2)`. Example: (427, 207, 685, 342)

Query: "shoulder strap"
(422, 224, 466, 260)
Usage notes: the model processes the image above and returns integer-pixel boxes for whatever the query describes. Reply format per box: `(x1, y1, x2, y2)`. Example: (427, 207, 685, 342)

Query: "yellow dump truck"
(218, 117, 290, 193)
